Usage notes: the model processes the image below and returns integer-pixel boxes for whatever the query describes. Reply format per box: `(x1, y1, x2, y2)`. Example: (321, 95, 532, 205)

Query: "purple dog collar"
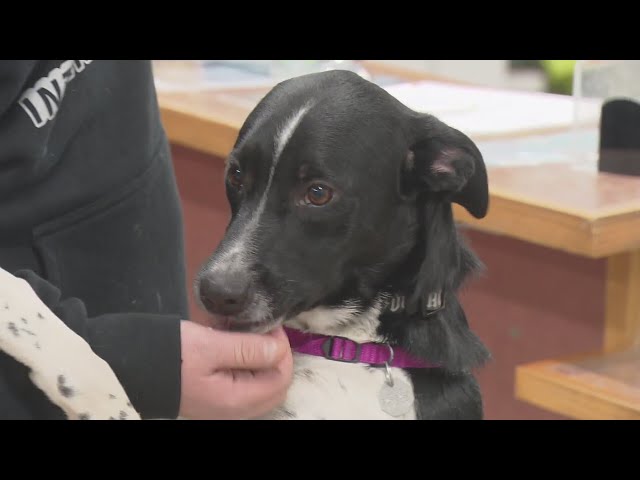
(283, 327, 435, 368)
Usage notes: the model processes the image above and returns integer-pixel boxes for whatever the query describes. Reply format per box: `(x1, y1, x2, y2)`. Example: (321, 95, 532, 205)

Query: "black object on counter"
(599, 98, 640, 176)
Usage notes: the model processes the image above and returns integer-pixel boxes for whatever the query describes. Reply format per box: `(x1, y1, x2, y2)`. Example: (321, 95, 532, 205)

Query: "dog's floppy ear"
(400, 115, 488, 319)
(405, 115, 489, 219)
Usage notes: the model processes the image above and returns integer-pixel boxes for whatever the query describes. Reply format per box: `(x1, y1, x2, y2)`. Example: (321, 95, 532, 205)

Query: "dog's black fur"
(196, 70, 491, 419)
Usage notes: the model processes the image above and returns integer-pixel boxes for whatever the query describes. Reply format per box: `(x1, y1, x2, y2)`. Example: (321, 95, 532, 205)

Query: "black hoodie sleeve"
(0, 60, 187, 420)
(8, 269, 183, 420)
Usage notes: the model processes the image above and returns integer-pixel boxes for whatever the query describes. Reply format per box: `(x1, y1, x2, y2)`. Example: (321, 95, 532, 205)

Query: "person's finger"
(209, 326, 290, 370)
(226, 367, 291, 418)
(231, 369, 255, 382)
(266, 325, 289, 343)
(215, 339, 293, 418)
(234, 341, 293, 400)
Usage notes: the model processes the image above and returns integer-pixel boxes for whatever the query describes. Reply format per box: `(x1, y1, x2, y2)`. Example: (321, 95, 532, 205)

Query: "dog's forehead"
(234, 72, 409, 174)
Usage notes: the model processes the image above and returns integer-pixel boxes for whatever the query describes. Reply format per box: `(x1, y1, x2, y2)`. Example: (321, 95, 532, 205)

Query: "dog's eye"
(304, 184, 333, 206)
(227, 167, 244, 190)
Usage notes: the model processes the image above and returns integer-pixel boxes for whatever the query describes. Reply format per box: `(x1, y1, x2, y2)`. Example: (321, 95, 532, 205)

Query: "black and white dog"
(195, 70, 491, 420)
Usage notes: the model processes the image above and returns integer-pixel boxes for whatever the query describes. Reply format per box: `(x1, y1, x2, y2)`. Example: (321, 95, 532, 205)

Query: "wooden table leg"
(514, 248, 640, 419)
(604, 248, 640, 352)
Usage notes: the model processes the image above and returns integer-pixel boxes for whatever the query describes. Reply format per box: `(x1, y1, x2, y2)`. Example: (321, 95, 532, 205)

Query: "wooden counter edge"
(160, 103, 238, 159)
(456, 200, 640, 259)
(515, 355, 640, 420)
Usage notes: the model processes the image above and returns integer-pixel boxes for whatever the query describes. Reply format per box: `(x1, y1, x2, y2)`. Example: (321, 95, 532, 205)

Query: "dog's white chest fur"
(261, 354, 416, 420)
(260, 301, 417, 420)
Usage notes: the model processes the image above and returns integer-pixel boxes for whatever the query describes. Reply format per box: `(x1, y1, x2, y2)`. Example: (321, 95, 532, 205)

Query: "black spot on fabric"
(295, 368, 314, 380)
(34, 342, 41, 349)
(21, 317, 28, 324)
(119, 410, 128, 419)
(37, 312, 44, 319)
(8, 322, 19, 337)
(21, 328, 36, 336)
(338, 379, 347, 391)
(3, 302, 9, 310)
(280, 408, 296, 419)
(57, 375, 74, 397)
(109, 394, 116, 399)
(78, 413, 90, 420)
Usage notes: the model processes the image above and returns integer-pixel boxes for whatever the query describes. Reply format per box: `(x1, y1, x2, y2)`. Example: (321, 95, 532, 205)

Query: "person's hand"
(178, 320, 293, 420)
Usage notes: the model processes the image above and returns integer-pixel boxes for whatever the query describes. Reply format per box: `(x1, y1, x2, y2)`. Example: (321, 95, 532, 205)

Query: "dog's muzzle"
(198, 273, 251, 317)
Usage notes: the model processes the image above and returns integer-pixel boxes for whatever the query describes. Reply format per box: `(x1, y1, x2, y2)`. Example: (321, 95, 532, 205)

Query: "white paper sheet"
(384, 82, 603, 139)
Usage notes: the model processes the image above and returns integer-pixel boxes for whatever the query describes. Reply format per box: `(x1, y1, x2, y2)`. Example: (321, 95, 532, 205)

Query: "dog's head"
(196, 70, 489, 366)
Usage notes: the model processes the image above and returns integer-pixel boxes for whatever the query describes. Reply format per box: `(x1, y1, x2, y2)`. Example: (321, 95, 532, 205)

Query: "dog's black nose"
(198, 275, 250, 316)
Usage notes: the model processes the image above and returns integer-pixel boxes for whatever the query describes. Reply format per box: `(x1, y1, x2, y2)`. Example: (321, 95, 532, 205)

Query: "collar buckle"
(321, 336, 362, 363)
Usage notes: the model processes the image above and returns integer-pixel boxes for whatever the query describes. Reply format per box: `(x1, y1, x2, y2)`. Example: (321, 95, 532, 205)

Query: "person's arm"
(0, 60, 38, 117)
(1, 266, 293, 420)
(10, 269, 182, 420)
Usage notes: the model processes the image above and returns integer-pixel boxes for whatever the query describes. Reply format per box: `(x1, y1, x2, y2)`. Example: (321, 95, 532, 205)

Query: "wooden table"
(155, 60, 640, 420)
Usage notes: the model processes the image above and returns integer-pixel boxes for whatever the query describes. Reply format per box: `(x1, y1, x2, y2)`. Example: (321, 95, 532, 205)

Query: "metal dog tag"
(378, 377, 414, 418)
